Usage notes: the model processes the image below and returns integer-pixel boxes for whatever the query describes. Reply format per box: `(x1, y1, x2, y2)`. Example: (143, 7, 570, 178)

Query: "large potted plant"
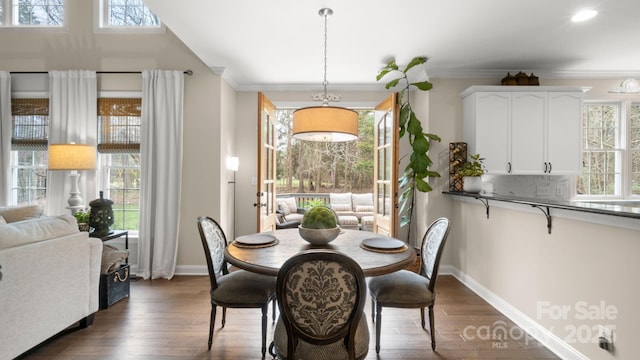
(376, 56, 441, 239)
(457, 153, 485, 193)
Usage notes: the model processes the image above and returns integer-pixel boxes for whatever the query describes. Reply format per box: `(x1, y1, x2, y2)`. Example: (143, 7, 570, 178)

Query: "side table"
(90, 230, 131, 309)
(91, 230, 129, 261)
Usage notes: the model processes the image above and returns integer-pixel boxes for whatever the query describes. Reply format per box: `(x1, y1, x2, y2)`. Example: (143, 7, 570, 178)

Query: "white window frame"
(0, 0, 65, 29)
(94, 0, 164, 34)
(574, 98, 640, 201)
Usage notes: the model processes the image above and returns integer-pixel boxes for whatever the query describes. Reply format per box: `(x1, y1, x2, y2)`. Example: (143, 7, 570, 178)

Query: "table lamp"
(48, 143, 97, 214)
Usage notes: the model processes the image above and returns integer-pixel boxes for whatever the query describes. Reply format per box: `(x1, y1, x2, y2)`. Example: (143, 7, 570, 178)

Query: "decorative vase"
(89, 191, 114, 237)
(463, 176, 483, 193)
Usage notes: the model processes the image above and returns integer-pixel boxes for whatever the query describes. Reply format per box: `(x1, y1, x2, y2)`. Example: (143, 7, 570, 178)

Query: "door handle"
(548, 162, 552, 173)
(544, 162, 548, 173)
(507, 162, 512, 173)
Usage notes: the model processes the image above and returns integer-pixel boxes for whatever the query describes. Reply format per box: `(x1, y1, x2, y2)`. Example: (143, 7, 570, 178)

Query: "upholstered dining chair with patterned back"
(197, 216, 277, 357)
(367, 217, 451, 353)
(271, 249, 369, 360)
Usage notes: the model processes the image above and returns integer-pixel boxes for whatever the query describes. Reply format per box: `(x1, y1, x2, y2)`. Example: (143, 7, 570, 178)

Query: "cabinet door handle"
(507, 162, 512, 173)
(548, 162, 552, 173)
(544, 162, 548, 173)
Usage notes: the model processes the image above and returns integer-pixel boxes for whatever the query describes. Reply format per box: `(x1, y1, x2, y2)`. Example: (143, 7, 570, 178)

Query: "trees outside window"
(275, 109, 374, 194)
(577, 100, 640, 198)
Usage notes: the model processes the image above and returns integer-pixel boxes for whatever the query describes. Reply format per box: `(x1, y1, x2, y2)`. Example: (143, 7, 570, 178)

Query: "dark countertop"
(443, 191, 640, 220)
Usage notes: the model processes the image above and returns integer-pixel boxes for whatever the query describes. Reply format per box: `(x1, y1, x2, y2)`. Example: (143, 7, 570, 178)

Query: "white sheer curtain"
(46, 71, 97, 216)
(138, 70, 184, 280)
(0, 72, 11, 206)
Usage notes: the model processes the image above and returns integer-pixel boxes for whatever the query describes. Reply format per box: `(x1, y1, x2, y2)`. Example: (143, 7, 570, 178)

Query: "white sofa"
(0, 205, 103, 360)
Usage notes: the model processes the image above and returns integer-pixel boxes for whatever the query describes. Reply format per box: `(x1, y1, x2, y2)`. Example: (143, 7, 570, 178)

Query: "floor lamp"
(227, 156, 239, 238)
(48, 143, 97, 215)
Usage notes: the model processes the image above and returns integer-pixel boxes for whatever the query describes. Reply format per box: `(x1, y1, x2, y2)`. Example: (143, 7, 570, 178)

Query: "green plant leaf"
(406, 113, 423, 135)
(403, 56, 427, 73)
(411, 80, 433, 91)
(415, 177, 433, 192)
(424, 132, 441, 142)
(385, 78, 401, 89)
(376, 69, 393, 81)
(411, 135, 430, 154)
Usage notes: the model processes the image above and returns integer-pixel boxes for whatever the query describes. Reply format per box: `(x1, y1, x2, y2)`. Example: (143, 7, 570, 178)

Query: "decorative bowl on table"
(298, 205, 340, 246)
(298, 225, 341, 246)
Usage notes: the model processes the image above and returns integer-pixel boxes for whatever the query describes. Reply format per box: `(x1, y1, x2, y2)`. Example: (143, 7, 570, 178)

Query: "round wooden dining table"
(225, 228, 416, 277)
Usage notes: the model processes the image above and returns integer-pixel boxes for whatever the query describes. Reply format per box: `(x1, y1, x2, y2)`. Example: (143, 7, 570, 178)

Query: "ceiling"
(144, 0, 640, 91)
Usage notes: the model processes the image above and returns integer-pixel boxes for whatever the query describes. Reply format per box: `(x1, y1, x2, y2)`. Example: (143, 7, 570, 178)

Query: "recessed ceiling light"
(572, 9, 598, 22)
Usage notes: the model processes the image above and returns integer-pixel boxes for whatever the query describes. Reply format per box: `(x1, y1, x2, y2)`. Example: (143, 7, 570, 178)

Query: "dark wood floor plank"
(20, 275, 559, 360)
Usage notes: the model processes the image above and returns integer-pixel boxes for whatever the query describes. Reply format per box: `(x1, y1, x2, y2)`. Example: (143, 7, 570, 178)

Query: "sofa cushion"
(355, 205, 374, 213)
(0, 214, 79, 250)
(0, 215, 6, 225)
(0, 204, 43, 223)
(331, 203, 352, 212)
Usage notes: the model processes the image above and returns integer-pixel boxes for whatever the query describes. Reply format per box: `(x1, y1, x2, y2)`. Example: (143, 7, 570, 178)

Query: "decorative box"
(99, 263, 130, 309)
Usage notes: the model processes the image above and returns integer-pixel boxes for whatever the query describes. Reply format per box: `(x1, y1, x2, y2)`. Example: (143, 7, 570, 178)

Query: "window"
(96, 0, 162, 31)
(98, 98, 141, 231)
(577, 100, 640, 198)
(10, 98, 49, 206)
(0, 0, 64, 26)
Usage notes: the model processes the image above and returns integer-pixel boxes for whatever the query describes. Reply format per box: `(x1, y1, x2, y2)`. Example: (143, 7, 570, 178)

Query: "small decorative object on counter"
(449, 142, 467, 191)
(89, 191, 114, 237)
(528, 73, 539, 85)
(457, 153, 485, 193)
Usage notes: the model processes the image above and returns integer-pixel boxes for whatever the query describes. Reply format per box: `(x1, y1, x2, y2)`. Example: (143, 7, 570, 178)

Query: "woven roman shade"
(11, 98, 49, 151)
(98, 98, 141, 153)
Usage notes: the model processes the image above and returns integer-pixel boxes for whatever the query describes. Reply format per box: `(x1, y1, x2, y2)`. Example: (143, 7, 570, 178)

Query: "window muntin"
(12, 0, 63, 26)
(10, 150, 47, 206)
(97, 0, 161, 30)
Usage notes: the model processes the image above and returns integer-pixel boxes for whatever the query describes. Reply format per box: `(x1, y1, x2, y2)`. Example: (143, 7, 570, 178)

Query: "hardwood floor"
(21, 275, 559, 360)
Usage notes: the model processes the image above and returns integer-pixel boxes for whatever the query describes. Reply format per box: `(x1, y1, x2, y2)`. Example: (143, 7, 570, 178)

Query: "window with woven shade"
(11, 98, 49, 151)
(98, 98, 141, 153)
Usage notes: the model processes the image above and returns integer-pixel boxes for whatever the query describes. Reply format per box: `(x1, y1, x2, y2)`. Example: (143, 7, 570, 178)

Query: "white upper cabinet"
(461, 86, 586, 175)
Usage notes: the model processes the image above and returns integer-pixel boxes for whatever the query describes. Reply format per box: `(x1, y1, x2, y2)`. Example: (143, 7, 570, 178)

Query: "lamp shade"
(227, 156, 240, 171)
(292, 106, 358, 142)
(48, 143, 97, 170)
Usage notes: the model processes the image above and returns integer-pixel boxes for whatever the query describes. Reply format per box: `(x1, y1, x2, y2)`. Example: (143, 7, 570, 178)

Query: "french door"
(256, 93, 277, 232)
(373, 94, 399, 237)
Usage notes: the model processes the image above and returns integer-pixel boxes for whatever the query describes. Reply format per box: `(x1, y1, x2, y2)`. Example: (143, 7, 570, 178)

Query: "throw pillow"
(277, 201, 291, 215)
(0, 204, 43, 223)
(281, 197, 298, 213)
(0, 216, 5, 225)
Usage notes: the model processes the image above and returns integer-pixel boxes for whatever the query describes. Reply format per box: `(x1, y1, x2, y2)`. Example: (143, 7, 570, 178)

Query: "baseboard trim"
(440, 265, 588, 360)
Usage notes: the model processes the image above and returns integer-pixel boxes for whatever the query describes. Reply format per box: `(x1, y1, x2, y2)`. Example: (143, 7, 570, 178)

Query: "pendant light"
(292, 8, 358, 142)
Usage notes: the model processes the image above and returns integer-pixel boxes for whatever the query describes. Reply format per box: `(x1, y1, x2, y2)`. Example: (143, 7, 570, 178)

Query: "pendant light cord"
(320, 8, 332, 106)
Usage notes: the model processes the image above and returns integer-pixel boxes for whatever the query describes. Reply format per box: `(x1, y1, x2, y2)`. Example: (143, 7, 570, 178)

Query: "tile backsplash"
(481, 175, 571, 200)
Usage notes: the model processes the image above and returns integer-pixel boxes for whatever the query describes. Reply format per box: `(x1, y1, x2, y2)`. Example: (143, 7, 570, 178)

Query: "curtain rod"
(10, 70, 193, 75)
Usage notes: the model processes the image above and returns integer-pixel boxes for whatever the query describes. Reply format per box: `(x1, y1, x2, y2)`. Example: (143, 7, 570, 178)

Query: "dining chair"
(197, 216, 277, 357)
(271, 249, 369, 360)
(367, 217, 451, 353)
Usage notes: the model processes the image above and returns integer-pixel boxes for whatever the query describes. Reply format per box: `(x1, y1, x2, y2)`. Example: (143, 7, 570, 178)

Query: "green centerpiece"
(298, 206, 341, 245)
